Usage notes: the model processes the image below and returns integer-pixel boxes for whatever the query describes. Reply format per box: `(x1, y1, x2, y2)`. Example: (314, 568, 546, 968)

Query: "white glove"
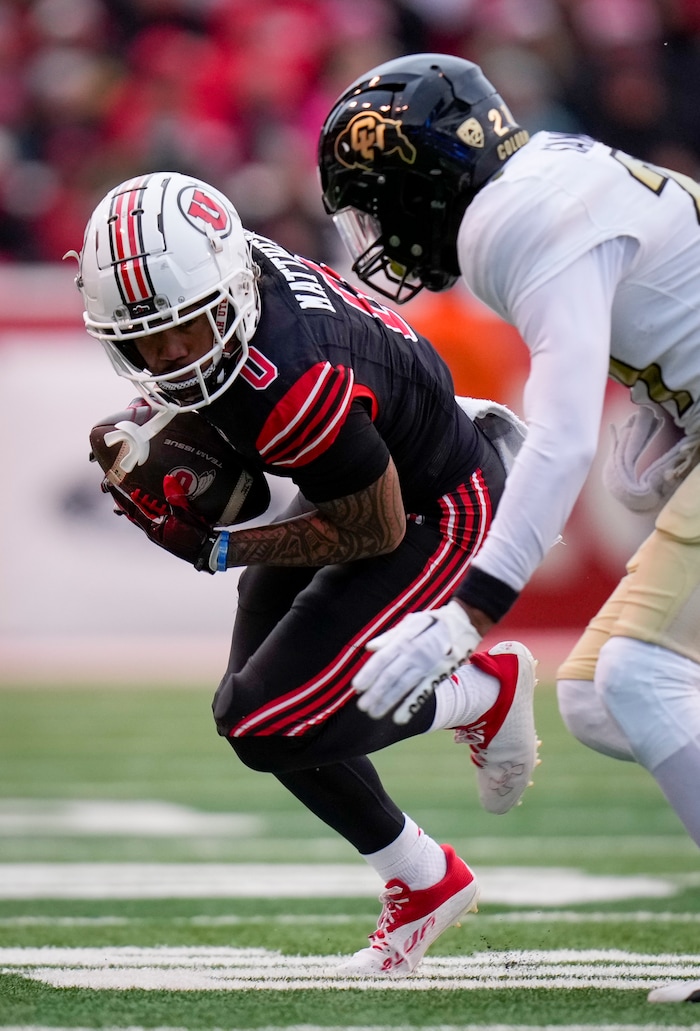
(353, 600, 482, 724)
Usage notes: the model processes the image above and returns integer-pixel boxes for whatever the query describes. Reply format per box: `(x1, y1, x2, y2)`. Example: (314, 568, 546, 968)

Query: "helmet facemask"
(331, 208, 425, 303)
(101, 277, 257, 412)
(328, 167, 461, 302)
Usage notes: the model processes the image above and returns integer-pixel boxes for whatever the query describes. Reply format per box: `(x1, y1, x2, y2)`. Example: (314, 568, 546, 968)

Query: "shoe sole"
(476, 641, 540, 815)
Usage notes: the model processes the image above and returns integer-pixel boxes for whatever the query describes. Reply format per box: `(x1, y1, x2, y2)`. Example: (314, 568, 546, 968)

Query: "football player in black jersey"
(72, 171, 539, 978)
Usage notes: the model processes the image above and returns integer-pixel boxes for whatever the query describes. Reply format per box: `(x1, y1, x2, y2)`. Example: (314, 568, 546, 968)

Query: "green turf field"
(1, 677, 699, 1029)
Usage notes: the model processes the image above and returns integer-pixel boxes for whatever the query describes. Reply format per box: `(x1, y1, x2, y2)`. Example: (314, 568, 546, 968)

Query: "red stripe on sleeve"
(257, 363, 355, 467)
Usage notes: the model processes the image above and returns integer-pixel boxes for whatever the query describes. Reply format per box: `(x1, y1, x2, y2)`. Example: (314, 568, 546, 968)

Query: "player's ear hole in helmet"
(318, 52, 528, 303)
(69, 172, 262, 411)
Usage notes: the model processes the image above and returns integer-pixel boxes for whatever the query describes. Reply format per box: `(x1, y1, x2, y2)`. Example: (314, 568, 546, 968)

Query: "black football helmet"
(318, 53, 529, 303)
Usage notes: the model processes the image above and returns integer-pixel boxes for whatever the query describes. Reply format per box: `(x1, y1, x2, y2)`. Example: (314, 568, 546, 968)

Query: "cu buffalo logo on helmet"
(335, 112, 417, 170)
(178, 186, 232, 239)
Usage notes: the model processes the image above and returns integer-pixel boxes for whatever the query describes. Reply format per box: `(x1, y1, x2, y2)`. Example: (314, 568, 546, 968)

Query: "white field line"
(0, 803, 696, 861)
(0, 799, 263, 837)
(0, 864, 679, 905)
(3, 946, 700, 992)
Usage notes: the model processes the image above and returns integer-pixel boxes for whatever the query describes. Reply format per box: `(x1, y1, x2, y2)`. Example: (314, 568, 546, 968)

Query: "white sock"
(361, 814, 447, 889)
(430, 664, 500, 731)
(652, 741, 700, 848)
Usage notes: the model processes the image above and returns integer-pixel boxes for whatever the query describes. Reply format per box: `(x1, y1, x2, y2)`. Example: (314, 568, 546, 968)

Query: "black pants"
(213, 434, 506, 854)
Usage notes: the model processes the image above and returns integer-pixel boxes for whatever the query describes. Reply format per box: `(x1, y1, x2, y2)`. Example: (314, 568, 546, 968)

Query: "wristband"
(215, 531, 230, 572)
(454, 566, 519, 623)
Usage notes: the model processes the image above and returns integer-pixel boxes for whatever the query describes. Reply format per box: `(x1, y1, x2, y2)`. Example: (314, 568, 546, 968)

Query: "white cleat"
(453, 641, 540, 814)
(648, 981, 700, 1003)
(331, 844, 479, 977)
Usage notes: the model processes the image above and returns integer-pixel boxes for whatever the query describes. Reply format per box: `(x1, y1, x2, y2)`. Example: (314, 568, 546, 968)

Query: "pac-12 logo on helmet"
(335, 112, 417, 171)
(178, 186, 233, 240)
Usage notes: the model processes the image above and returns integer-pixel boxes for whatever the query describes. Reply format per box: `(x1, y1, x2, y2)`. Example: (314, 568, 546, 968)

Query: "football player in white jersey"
(319, 51, 700, 884)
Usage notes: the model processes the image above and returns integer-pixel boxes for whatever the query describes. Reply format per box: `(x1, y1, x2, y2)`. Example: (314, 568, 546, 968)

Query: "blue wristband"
(216, 531, 230, 572)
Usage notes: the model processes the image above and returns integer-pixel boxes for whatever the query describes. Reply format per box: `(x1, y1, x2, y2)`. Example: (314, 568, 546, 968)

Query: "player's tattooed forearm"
(225, 466, 405, 567)
(319, 468, 405, 559)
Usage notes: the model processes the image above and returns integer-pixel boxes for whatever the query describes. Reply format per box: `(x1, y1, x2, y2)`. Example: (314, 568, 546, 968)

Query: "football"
(89, 399, 271, 526)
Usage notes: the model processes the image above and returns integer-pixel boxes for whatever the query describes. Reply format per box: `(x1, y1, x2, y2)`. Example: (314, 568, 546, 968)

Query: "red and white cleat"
(332, 844, 479, 977)
(454, 641, 540, 814)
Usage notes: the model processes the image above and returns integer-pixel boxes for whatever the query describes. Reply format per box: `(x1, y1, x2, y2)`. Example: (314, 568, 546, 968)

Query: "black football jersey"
(204, 234, 483, 511)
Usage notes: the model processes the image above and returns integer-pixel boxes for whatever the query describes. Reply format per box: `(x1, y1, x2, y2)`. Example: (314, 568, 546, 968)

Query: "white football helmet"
(74, 172, 260, 411)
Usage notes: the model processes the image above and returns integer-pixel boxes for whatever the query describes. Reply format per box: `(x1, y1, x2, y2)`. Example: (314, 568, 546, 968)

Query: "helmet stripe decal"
(109, 175, 156, 305)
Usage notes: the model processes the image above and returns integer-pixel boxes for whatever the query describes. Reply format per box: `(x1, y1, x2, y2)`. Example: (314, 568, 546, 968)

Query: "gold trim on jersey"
(610, 357, 693, 417)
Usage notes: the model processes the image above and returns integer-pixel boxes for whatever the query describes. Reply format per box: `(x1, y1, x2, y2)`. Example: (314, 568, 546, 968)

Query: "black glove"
(106, 474, 226, 573)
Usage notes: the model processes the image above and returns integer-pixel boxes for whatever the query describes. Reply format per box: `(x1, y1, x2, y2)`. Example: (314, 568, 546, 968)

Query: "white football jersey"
(457, 130, 700, 591)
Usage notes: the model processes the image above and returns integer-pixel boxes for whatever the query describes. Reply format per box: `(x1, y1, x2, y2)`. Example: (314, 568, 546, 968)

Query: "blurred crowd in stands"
(2, 0, 700, 266)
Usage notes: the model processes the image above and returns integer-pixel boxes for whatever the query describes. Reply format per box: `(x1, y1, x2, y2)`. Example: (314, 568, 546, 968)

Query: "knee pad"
(556, 678, 635, 761)
(597, 636, 700, 770)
